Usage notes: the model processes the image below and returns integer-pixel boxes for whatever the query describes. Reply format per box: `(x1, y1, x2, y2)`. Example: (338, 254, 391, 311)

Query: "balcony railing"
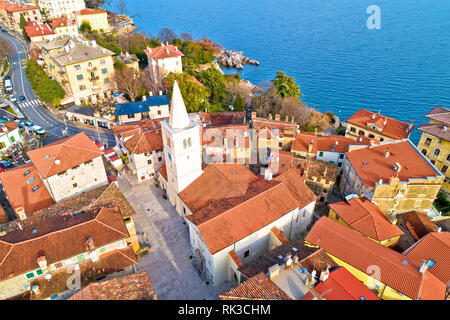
(89, 76, 99, 81)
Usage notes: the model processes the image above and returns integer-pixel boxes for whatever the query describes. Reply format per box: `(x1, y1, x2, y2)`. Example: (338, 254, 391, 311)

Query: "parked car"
(24, 121, 34, 127)
(19, 96, 26, 102)
(32, 125, 46, 135)
(9, 94, 16, 102)
(14, 119, 24, 127)
(0, 160, 12, 169)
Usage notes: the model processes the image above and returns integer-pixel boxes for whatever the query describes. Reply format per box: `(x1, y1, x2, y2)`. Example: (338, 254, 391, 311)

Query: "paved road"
(0, 31, 116, 147)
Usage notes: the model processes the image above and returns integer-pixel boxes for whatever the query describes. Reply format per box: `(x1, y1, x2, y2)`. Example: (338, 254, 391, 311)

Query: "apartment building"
(417, 106, 450, 193)
(50, 16, 78, 38)
(115, 95, 170, 125)
(1, 1, 41, 33)
(37, 0, 85, 19)
(340, 140, 444, 219)
(74, 8, 109, 32)
(38, 36, 115, 105)
(145, 44, 184, 83)
(25, 22, 54, 42)
(345, 109, 414, 142)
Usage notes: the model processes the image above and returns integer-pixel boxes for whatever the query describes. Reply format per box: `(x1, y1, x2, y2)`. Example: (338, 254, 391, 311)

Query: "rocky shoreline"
(216, 48, 260, 70)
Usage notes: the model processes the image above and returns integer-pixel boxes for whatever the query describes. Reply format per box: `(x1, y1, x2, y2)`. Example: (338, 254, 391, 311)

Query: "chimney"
(419, 260, 429, 274)
(85, 237, 95, 251)
(285, 115, 289, 122)
(291, 116, 295, 123)
(159, 90, 163, 96)
(37, 256, 48, 271)
(251, 111, 256, 118)
(319, 265, 330, 282)
(91, 39, 96, 47)
(275, 114, 280, 121)
(314, 127, 318, 136)
(372, 113, 376, 120)
(264, 168, 273, 181)
(268, 264, 280, 279)
(394, 162, 402, 173)
(149, 91, 153, 96)
(383, 117, 387, 126)
(15, 207, 26, 220)
(143, 96, 147, 101)
(384, 147, 390, 158)
(147, 46, 152, 53)
(308, 139, 313, 153)
(268, 113, 272, 120)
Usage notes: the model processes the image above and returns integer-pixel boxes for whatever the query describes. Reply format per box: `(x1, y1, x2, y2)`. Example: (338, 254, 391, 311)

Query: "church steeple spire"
(169, 81, 190, 129)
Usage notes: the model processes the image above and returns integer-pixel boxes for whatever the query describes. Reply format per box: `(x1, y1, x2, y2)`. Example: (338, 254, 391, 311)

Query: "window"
(77, 74, 83, 80)
(421, 149, 427, 156)
(447, 154, 450, 161)
(79, 85, 86, 91)
(380, 138, 384, 142)
(10, 136, 15, 143)
(183, 207, 186, 215)
(26, 272, 35, 279)
(158, 156, 162, 162)
(442, 165, 448, 173)
(279, 142, 283, 148)
(101, 68, 108, 74)
(188, 137, 192, 147)
(147, 159, 152, 165)
(369, 134, 375, 139)
(104, 78, 110, 84)
(183, 139, 187, 149)
(424, 137, 432, 146)
(73, 183, 78, 188)
(36, 269, 43, 276)
(431, 159, 436, 165)
(157, 110, 161, 115)
(318, 151, 324, 157)
(100, 59, 106, 64)
(350, 127, 356, 133)
(77, 254, 85, 263)
(339, 154, 344, 159)
(434, 149, 440, 156)
(244, 250, 250, 258)
(74, 64, 81, 70)
(358, 130, 365, 136)
(127, 113, 135, 119)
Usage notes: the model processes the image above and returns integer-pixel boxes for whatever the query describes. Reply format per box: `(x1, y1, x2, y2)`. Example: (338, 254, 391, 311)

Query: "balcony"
(89, 75, 99, 82)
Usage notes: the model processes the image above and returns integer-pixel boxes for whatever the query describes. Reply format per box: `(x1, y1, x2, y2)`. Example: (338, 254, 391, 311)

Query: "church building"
(161, 82, 318, 286)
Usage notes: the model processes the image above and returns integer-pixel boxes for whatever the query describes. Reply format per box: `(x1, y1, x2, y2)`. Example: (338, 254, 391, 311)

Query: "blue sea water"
(112, 0, 450, 143)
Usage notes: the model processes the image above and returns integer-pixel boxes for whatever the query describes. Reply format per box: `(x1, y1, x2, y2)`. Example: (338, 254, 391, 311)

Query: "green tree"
(25, 60, 65, 105)
(233, 93, 245, 111)
(80, 20, 92, 33)
(271, 71, 302, 99)
(165, 72, 209, 112)
(19, 14, 29, 41)
(198, 67, 227, 104)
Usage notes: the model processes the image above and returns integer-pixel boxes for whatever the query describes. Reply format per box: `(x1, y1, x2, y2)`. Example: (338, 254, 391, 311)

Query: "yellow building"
(74, 8, 110, 32)
(50, 16, 79, 38)
(38, 36, 115, 105)
(305, 217, 447, 300)
(116, 52, 140, 72)
(340, 140, 444, 219)
(417, 106, 450, 193)
(345, 109, 414, 142)
(328, 196, 403, 246)
(252, 114, 298, 151)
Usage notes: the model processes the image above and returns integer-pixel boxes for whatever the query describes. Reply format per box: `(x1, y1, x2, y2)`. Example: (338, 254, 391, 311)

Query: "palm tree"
(271, 71, 302, 99)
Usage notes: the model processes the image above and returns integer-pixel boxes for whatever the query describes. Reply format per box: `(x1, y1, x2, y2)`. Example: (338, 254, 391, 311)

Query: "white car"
(9, 94, 16, 102)
(32, 125, 46, 135)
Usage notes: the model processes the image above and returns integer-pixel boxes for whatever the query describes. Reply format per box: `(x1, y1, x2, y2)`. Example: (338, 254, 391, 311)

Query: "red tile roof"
(124, 129, 163, 154)
(417, 122, 450, 141)
(252, 117, 298, 138)
(200, 112, 245, 126)
(228, 250, 243, 268)
(346, 140, 441, 188)
(400, 211, 438, 239)
(50, 16, 75, 28)
(424, 106, 450, 125)
(219, 272, 291, 300)
(329, 197, 403, 241)
(182, 165, 316, 254)
(4, 2, 38, 13)
(314, 267, 381, 300)
(347, 109, 414, 140)
(73, 8, 107, 15)
(0, 121, 18, 133)
(25, 23, 54, 38)
(144, 44, 184, 60)
(292, 133, 356, 154)
(0, 163, 54, 215)
(68, 272, 157, 300)
(305, 217, 446, 300)
(157, 164, 167, 181)
(403, 232, 450, 285)
(0, 206, 129, 282)
(27, 133, 103, 178)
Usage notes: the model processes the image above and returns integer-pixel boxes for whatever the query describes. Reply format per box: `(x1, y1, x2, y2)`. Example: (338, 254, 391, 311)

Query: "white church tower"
(161, 81, 203, 215)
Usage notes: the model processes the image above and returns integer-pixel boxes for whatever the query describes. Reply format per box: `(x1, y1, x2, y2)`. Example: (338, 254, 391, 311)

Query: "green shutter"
(26, 272, 35, 279)
(10, 136, 15, 143)
(77, 254, 85, 263)
(36, 269, 43, 275)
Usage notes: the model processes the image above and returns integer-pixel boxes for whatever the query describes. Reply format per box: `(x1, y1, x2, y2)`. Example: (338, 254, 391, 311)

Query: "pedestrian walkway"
(18, 99, 41, 108)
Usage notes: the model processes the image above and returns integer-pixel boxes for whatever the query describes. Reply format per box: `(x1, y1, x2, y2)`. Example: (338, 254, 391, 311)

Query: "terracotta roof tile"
(346, 140, 442, 188)
(182, 165, 316, 254)
(400, 211, 438, 239)
(50, 16, 75, 28)
(27, 133, 103, 178)
(68, 272, 156, 300)
(25, 23, 54, 38)
(144, 44, 184, 60)
(157, 164, 167, 181)
(417, 123, 450, 141)
(292, 133, 356, 154)
(403, 232, 450, 285)
(219, 272, 291, 300)
(424, 106, 450, 125)
(329, 197, 403, 241)
(124, 129, 163, 154)
(347, 109, 414, 140)
(314, 267, 381, 300)
(305, 217, 446, 300)
(73, 8, 107, 15)
(0, 163, 54, 215)
(0, 207, 129, 282)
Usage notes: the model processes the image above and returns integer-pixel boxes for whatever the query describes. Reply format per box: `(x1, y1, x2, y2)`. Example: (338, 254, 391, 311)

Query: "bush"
(24, 60, 65, 105)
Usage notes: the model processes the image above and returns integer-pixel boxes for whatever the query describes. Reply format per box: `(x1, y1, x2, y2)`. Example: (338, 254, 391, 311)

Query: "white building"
(37, 0, 86, 19)
(112, 120, 165, 182)
(27, 132, 108, 203)
(0, 122, 22, 152)
(160, 82, 317, 286)
(145, 44, 184, 84)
